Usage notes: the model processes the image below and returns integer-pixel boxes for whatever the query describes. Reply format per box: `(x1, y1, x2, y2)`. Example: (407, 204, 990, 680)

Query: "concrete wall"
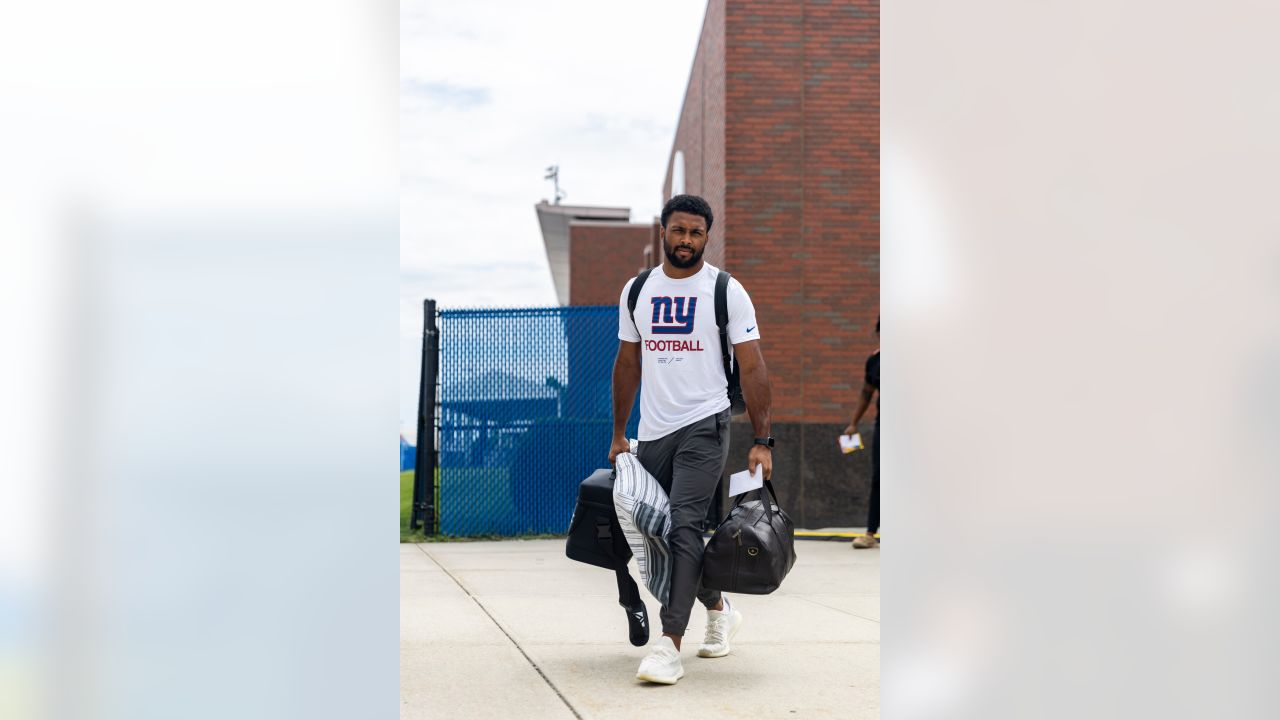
(723, 418, 878, 531)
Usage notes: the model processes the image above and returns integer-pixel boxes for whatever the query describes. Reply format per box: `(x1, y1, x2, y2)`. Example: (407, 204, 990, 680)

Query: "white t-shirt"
(617, 263, 761, 440)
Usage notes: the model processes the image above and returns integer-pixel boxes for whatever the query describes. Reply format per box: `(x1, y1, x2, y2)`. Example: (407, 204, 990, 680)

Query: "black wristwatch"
(753, 437, 775, 448)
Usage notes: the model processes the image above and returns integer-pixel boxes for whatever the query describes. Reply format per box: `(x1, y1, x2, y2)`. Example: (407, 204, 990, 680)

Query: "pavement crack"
(415, 544, 583, 720)
(794, 594, 880, 624)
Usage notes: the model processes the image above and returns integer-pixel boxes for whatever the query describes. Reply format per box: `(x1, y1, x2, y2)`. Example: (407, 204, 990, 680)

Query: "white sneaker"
(635, 636, 684, 684)
(697, 598, 744, 658)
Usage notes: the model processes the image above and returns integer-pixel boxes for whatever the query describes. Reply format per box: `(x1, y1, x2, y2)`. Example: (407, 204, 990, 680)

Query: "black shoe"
(622, 602, 649, 647)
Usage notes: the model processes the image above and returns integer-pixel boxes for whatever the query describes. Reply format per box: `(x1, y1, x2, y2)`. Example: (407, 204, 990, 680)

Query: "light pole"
(544, 165, 567, 204)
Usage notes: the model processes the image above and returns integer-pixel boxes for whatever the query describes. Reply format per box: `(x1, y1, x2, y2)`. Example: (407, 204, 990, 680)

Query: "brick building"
(537, 0, 879, 528)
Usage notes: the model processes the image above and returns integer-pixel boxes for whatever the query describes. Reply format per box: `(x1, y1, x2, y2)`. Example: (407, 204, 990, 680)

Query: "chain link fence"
(437, 306, 639, 536)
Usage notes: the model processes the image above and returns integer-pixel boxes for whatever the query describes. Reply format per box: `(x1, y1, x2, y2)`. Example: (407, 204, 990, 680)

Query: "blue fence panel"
(400, 436, 415, 472)
(437, 306, 640, 536)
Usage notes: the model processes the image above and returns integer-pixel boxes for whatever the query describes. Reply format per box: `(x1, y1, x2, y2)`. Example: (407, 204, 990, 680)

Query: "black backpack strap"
(627, 267, 654, 337)
(715, 270, 732, 380)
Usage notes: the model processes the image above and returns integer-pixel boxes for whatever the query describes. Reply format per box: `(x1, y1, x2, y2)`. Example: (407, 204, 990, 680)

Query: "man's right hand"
(608, 434, 631, 464)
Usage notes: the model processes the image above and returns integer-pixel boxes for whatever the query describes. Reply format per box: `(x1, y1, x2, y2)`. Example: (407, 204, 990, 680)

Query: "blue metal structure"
(437, 306, 639, 536)
(400, 435, 415, 472)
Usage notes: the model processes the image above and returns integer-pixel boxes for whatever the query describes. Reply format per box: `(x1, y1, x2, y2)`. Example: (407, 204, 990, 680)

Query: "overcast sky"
(400, 0, 708, 435)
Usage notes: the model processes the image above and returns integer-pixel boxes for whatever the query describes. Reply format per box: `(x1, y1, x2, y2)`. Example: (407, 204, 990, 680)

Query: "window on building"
(671, 150, 685, 198)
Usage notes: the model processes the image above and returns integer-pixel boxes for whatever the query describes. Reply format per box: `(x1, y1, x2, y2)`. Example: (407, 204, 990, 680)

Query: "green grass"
(400, 469, 434, 543)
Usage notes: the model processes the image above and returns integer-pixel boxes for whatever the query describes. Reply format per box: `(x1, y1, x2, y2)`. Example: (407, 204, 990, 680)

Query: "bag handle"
(731, 477, 781, 520)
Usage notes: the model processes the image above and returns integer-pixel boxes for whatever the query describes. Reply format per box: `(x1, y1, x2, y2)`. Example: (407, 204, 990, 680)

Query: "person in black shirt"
(844, 318, 879, 549)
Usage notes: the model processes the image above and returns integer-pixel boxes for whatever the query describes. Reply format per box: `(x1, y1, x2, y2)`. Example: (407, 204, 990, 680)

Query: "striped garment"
(612, 453, 673, 606)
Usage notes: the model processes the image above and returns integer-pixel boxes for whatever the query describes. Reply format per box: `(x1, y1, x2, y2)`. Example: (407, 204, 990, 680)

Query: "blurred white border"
(1, 2, 398, 719)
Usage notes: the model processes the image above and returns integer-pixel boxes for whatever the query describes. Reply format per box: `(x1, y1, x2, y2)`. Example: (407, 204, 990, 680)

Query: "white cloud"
(399, 0, 708, 431)
(399, 0, 705, 303)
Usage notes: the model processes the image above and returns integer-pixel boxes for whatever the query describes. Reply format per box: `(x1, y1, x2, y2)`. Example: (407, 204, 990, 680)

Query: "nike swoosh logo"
(746, 326, 756, 333)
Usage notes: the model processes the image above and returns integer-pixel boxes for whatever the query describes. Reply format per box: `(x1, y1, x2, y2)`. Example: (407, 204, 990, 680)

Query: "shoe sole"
(625, 605, 649, 647)
(635, 668, 684, 685)
(697, 610, 744, 658)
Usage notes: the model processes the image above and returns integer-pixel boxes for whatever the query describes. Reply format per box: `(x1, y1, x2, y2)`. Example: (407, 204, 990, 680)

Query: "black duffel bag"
(565, 468, 632, 569)
(564, 468, 650, 647)
(701, 479, 797, 594)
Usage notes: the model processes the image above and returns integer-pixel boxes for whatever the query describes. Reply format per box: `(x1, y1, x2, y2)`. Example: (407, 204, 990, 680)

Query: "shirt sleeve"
(618, 277, 641, 342)
(726, 277, 761, 344)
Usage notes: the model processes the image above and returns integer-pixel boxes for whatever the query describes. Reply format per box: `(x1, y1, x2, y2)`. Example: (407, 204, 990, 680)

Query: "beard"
(663, 238, 704, 269)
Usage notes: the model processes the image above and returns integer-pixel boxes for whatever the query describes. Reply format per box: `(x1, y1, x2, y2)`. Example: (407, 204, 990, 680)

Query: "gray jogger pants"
(636, 409, 731, 636)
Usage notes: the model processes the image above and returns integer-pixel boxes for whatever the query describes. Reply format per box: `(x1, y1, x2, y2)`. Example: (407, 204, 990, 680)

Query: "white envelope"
(728, 465, 764, 497)
(839, 433, 863, 454)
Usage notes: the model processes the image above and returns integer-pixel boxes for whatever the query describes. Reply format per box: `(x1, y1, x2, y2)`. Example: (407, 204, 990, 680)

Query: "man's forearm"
(741, 363, 772, 438)
(612, 358, 641, 437)
(850, 387, 873, 426)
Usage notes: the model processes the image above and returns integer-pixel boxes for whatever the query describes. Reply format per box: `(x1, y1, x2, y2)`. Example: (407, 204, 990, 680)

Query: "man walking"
(608, 194, 774, 685)
(845, 318, 880, 548)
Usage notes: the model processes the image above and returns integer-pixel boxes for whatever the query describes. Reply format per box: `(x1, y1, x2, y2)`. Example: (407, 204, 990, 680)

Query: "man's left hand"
(748, 444, 772, 482)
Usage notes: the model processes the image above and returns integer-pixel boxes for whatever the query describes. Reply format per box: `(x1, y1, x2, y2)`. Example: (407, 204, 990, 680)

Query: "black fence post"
(411, 299, 439, 532)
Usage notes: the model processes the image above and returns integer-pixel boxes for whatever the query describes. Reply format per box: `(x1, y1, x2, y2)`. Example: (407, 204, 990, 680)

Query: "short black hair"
(661, 194, 714, 232)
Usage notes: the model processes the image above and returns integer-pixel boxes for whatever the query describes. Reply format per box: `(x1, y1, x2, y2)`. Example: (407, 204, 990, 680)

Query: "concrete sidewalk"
(400, 538, 879, 719)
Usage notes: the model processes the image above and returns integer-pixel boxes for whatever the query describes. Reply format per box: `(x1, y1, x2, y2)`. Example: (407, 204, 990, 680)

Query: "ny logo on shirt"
(650, 296, 697, 334)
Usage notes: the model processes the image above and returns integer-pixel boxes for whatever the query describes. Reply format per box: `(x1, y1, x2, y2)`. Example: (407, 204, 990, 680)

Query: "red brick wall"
(663, 0, 727, 269)
(723, 0, 880, 423)
(568, 222, 656, 306)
